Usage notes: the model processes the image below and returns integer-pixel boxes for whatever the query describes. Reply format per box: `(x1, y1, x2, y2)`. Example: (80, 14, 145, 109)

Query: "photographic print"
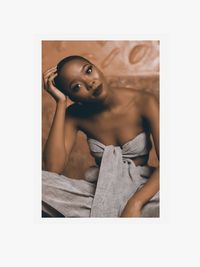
(42, 40, 160, 218)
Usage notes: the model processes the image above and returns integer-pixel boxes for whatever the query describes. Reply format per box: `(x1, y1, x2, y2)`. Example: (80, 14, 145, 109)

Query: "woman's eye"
(72, 84, 81, 92)
(86, 65, 92, 74)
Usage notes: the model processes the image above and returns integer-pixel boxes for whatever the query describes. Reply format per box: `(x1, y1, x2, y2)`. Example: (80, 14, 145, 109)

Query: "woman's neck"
(82, 86, 120, 114)
(95, 87, 120, 112)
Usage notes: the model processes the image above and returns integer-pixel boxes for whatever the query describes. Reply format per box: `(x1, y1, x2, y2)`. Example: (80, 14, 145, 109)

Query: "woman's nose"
(88, 80, 95, 90)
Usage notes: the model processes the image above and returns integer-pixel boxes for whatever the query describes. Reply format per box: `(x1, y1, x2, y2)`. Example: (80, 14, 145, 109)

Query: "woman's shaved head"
(54, 55, 91, 96)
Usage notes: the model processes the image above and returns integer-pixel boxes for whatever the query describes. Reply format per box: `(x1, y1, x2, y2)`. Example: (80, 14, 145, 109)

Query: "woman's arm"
(121, 93, 159, 217)
(43, 103, 78, 174)
(43, 67, 78, 174)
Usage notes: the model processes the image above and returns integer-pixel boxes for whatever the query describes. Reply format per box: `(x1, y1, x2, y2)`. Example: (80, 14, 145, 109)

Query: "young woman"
(42, 55, 159, 217)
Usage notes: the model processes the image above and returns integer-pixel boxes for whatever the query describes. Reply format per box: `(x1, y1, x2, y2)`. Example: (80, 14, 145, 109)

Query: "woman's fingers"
(43, 66, 57, 76)
(43, 68, 66, 102)
(48, 72, 58, 83)
(43, 67, 57, 81)
(46, 73, 58, 90)
(43, 69, 57, 89)
(43, 70, 57, 81)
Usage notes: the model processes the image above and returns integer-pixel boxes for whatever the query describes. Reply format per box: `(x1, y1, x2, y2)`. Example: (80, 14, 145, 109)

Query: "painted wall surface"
(42, 40, 159, 178)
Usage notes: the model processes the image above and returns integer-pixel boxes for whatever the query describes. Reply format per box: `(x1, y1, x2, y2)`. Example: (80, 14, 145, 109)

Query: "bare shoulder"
(117, 87, 159, 117)
(138, 90, 158, 107)
(116, 87, 158, 108)
(114, 87, 142, 104)
(137, 90, 159, 119)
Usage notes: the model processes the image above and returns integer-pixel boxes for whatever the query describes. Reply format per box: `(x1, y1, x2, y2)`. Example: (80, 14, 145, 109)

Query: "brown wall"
(42, 40, 159, 178)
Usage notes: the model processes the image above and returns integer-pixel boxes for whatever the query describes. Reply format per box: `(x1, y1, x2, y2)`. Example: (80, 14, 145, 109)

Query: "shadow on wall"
(42, 40, 159, 179)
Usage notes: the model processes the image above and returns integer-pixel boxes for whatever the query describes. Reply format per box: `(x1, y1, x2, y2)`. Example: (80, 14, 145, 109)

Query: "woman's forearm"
(128, 166, 159, 209)
(43, 101, 67, 173)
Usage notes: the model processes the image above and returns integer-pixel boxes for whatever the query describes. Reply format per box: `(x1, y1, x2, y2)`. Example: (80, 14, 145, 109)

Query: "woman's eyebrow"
(81, 63, 89, 72)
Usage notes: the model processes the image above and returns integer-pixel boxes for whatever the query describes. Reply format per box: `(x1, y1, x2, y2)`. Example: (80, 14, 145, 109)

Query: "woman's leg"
(42, 170, 95, 217)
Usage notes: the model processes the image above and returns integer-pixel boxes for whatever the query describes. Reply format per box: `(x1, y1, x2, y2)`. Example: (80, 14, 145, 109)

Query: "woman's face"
(59, 59, 108, 103)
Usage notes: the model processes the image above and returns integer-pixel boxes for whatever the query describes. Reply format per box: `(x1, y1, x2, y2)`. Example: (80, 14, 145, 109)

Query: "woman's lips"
(92, 84, 103, 96)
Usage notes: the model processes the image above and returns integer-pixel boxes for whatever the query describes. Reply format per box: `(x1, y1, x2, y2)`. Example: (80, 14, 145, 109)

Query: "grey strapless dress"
(42, 132, 159, 217)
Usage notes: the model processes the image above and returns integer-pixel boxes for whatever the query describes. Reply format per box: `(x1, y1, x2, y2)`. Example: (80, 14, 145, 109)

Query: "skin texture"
(43, 58, 159, 217)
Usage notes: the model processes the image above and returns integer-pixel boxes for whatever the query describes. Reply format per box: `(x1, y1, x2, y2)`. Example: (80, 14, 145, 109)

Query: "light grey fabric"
(42, 171, 95, 217)
(42, 132, 159, 217)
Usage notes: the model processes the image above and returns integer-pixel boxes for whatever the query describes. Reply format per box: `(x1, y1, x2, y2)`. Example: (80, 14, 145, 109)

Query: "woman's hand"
(43, 66, 68, 105)
(120, 200, 142, 217)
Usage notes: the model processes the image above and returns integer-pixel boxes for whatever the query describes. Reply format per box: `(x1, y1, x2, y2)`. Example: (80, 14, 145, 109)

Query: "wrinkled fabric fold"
(42, 132, 159, 217)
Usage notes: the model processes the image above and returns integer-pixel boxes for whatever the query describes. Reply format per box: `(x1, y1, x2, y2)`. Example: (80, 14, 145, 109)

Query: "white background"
(0, 1, 200, 266)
